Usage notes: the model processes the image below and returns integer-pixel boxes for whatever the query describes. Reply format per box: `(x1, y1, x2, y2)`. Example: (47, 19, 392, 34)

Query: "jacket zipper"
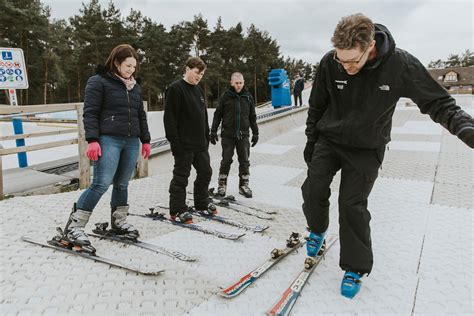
(126, 90, 131, 136)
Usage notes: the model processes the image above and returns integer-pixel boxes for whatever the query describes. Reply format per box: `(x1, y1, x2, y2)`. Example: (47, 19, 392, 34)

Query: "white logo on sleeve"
(379, 85, 390, 91)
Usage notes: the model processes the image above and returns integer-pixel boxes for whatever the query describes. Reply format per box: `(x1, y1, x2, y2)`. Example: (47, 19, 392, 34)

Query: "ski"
(89, 223, 197, 262)
(219, 232, 305, 298)
(22, 236, 164, 276)
(209, 188, 277, 215)
(266, 236, 338, 316)
(154, 204, 269, 233)
(210, 196, 274, 220)
(129, 209, 246, 240)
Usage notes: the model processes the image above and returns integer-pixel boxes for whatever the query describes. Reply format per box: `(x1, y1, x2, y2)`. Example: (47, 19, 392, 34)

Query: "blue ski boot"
(306, 231, 326, 257)
(341, 271, 362, 299)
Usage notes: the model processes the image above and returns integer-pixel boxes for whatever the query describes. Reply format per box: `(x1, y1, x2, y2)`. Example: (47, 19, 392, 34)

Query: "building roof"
(428, 66, 474, 86)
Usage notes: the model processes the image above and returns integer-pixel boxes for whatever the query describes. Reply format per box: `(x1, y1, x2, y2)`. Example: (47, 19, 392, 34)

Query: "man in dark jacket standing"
(164, 57, 215, 223)
(293, 76, 305, 106)
(302, 13, 474, 299)
(210, 72, 259, 198)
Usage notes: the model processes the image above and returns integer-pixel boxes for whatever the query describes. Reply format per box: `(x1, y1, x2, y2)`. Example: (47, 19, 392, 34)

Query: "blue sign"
(0, 68, 4, 75)
(0, 76, 6, 82)
(6, 68, 14, 75)
(2, 51, 13, 60)
(15, 69, 22, 75)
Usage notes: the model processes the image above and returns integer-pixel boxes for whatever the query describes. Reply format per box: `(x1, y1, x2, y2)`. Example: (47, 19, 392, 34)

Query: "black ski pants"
(301, 136, 385, 275)
(169, 150, 212, 213)
(294, 93, 302, 106)
(219, 136, 250, 176)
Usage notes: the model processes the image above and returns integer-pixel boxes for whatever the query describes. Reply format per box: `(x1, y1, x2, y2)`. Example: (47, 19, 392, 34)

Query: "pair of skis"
(154, 203, 269, 233)
(208, 188, 277, 216)
(22, 235, 164, 276)
(219, 233, 337, 316)
(130, 208, 245, 240)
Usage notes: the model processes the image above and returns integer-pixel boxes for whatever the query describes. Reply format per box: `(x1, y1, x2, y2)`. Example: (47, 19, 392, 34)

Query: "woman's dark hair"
(105, 44, 139, 74)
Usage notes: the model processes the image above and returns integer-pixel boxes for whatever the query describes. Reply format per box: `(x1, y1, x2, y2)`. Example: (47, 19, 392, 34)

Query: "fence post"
(76, 103, 90, 189)
(135, 101, 149, 179)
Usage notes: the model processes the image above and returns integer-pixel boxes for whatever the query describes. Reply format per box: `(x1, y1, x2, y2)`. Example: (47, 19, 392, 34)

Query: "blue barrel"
(268, 69, 291, 108)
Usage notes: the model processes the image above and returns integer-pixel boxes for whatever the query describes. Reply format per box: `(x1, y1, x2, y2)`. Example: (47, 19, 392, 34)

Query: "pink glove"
(141, 143, 151, 159)
(86, 142, 101, 161)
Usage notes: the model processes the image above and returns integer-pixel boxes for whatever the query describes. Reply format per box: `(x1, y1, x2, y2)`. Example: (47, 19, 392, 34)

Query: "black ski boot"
(111, 205, 139, 239)
(217, 174, 228, 197)
(195, 203, 218, 216)
(239, 174, 253, 198)
(170, 208, 193, 224)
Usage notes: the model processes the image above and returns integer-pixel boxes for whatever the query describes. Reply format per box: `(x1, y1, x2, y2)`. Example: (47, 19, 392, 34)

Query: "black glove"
(170, 142, 184, 157)
(458, 127, 474, 148)
(304, 141, 316, 163)
(251, 134, 259, 147)
(210, 133, 218, 145)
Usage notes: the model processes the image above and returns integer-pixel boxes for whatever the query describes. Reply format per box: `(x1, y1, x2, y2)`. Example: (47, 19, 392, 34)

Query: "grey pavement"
(1, 95, 473, 315)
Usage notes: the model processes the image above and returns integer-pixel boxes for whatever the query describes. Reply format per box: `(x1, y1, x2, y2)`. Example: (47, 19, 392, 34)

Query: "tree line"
(0, 0, 313, 110)
(428, 50, 474, 69)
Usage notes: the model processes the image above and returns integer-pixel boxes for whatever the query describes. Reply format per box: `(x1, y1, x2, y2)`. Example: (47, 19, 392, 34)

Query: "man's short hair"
(185, 57, 206, 72)
(331, 13, 375, 51)
(231, 72, 244, 81)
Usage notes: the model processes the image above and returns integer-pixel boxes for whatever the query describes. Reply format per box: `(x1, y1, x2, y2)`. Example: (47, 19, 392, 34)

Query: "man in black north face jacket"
(210, 72, 259, 198)
(302, 13, 474, 299)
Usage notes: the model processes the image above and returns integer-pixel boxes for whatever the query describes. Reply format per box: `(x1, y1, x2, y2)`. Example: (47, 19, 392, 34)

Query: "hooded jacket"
(83, 65, 150, 143)
(306, 23, 473, 148)
(211, 87, 258, 138)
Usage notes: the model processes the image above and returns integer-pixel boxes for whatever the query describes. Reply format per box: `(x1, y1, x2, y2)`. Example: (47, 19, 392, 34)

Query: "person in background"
(302, 13, 474, 299)
(62, 44, 151, 250)
(293, 75, 305, 106)
(210, 72, 259, 198)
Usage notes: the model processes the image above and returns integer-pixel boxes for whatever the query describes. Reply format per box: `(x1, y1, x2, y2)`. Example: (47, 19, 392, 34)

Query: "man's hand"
(251, 134, 259, 147)
(304, 141, 315, 163)
(210, 133, 219, 145)
(170, 142, 184, 157)
(458, 127, 474, 148)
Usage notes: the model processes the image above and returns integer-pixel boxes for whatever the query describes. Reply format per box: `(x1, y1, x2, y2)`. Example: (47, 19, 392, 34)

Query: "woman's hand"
(141, 143, 151, 159)
(86, 142, 101, 161)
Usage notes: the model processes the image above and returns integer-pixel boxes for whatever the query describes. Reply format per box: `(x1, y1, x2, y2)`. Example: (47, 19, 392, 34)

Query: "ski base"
(130, 209, 246, 240)
(219, 232, 305, 298)
(209, 188, 277, 215)
(22, 236, 164, 275)
(155, 204, 269, 233)
(266, 236, 338, 316)
(90, 223, 197, 262)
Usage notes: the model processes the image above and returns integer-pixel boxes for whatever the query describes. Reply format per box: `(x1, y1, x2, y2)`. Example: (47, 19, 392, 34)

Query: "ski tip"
(141, 270, 165, 276)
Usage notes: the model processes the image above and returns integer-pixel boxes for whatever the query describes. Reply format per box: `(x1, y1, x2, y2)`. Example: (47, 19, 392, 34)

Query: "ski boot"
(111, 205, 139, 240)
(341, 271, 362, 299)
(170, 208, 193, 224)
(217, 174, 228, 197)
(306, 230, 326, 258)
(52, 203, 95, 253)
(239, 174, 253, 198)
(195, 203, 218, 216)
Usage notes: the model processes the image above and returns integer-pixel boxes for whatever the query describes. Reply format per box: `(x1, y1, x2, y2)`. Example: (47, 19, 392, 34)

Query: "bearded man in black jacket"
(210, 72, 259, 198)
(164, 57, 215, 223)
(302, 13, 474, 299)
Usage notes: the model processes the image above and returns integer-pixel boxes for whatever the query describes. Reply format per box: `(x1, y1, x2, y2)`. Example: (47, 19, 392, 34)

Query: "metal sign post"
(1, 47, 29, 168)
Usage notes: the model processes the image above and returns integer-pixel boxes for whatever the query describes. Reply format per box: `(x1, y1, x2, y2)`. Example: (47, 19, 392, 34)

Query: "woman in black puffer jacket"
(59, 44, 151, 251)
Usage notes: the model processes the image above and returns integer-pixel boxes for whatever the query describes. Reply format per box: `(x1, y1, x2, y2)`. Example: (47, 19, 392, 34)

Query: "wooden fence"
(0, 102, 148, 197)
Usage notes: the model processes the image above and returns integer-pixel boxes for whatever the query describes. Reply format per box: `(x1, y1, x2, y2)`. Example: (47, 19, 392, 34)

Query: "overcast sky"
(42, 0, 473, 66)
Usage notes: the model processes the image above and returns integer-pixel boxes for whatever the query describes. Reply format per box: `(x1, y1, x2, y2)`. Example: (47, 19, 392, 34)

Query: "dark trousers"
(219, 136, 250, 176)
(169, 150, 212, 213)
(301, 137, 385, 274)
(294, 93, 302, 106)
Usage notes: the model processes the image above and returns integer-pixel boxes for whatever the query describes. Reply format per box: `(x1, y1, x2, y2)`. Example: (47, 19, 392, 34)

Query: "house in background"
(427, 66, 474, 94)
